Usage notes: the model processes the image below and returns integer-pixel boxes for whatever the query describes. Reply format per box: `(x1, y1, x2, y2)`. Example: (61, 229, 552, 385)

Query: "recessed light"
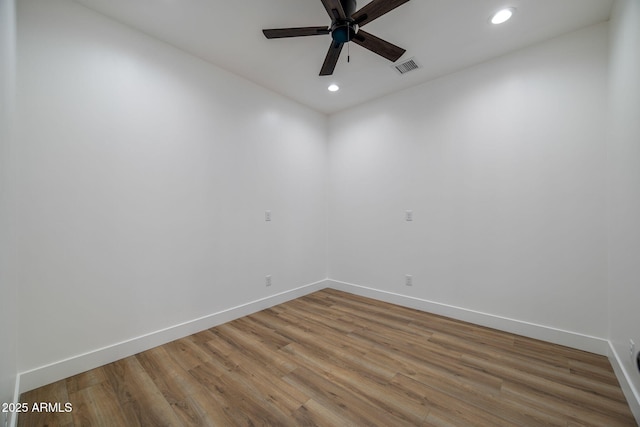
(491, 8, 515, 25)
(328, 84, 340, 92)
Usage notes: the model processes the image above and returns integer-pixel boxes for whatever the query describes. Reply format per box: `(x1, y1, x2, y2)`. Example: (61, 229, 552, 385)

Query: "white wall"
(0, 0, 17, 420)
(328, 24, 610, 343)
(16, 0, 327, 383)
(607, 0, 640, 418)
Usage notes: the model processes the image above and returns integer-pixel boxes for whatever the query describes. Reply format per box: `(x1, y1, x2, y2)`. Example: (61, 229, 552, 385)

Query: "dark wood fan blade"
(352, 0, 410, 27)
(321, 0, 348, 21)
(352, 30, 405, 62)
(263, 27, 330, 39)
(320, 41, 344, 76)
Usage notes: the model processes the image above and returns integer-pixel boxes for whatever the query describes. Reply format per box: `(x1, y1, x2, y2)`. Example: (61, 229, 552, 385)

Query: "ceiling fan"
(263, 0, 410, 76)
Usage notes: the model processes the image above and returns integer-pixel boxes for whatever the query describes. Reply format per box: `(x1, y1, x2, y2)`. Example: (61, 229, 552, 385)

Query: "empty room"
(1, 0, 639, 425)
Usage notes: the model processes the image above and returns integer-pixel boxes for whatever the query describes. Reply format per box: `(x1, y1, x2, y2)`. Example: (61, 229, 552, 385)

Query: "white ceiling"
(73, 0, 613, 114)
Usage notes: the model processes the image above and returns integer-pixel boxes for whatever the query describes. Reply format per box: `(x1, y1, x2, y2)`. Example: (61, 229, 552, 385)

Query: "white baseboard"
(327, 279, 609, 356)
(608, 342, 640, 425)
(17, 279, 328, 395)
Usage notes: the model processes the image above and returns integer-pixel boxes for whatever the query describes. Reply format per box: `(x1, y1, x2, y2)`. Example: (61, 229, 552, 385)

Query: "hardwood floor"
(18, 289, 637, 426)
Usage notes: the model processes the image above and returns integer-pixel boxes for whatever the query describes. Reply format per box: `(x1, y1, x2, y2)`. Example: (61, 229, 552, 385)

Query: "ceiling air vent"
(393, 57, 421, 75)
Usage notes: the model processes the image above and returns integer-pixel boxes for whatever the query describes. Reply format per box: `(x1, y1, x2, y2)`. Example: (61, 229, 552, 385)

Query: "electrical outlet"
(405, 274, 413, 286)
(265, 275, 272, 287)
(405, 210, 413, 221)
(265, 210, 272, 222)
(630, 339, 635, 362)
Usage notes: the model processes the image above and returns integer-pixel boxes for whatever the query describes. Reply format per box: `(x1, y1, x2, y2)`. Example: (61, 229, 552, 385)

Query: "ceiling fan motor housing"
(331, 22, 358, 43)
(331, 0, 358, 43)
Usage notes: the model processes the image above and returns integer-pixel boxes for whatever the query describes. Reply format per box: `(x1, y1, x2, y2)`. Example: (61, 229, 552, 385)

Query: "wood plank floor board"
(277, 330, 393, 386)
(183, 392, 238, 427)
(181, 363, 253, 426)
(501, 380, 633, 427)
(280, 341, 429, 424)
(69, 382, 133, 427)
(462, 353, 632, 418)
(569, 358, 626, 387)
(395, 373, 514, 427)
(283, 298, 360, 329)
(65, 367, 109, 395)
(103, 356, 183, 426)
(230, 316, 292, 350)
(347, 327, 506, 398)
(18, 289, 637, 426)
(163, 338, 216, 372)
(290, 398, 357, 427)
(134, 347, 212, 426)
(202, 339, 309, 414)
(251, 309, 395, 383)
(189, 361, 295, 426)
(403, 365, 576, 427)
(213, 324, 299, 378)
(275, 322, 395, 384)
(17, 380, 74, 427)
(284, 366, 418, 427)
(429, 332, 627, 402)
